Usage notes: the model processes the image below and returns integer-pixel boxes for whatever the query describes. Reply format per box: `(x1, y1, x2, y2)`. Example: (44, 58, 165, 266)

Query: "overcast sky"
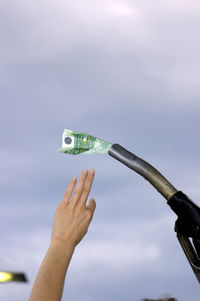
(0, 0, 200, 300)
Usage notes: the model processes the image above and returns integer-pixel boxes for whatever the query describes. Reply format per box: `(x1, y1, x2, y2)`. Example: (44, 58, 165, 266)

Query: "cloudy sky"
(1, 0, 200, 300)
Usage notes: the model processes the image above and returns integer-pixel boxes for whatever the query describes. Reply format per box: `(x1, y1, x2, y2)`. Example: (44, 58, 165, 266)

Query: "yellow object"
(0, 271, 13, 282)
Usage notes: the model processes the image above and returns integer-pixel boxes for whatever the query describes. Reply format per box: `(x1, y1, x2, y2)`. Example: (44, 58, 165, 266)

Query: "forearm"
(29, 169, 96, 301)
(29, 241, 75, 301)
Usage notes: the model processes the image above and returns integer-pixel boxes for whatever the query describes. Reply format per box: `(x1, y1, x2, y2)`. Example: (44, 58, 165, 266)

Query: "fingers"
(79, 169, 95, 207)
(87, 198, 96, 217)
(61, 169, 95, 208)
(61, 176, 77, 206)
(71, 169, 88, 205)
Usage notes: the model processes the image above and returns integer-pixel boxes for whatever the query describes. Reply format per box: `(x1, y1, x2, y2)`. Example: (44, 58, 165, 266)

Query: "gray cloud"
(0, 0, 200, 300)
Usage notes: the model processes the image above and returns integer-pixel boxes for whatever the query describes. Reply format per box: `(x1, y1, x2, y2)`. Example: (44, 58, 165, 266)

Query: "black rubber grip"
(168, 191, 200, 239)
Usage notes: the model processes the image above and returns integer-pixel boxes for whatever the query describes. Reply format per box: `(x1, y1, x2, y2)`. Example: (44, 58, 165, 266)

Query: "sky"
(0, 0, 200, 300)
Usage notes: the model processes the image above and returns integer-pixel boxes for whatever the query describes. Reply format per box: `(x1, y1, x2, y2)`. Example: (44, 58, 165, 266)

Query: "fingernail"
(83, 169, 88, 176)
(72, 176, 77, 182)
(90, 168, 95, 175)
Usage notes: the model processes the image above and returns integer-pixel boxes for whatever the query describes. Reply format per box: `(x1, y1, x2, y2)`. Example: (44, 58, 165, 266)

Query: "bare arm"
(29, 169, 96, 301)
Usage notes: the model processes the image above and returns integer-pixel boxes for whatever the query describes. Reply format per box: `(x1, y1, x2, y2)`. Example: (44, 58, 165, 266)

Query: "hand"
(51, 169, 96, 249)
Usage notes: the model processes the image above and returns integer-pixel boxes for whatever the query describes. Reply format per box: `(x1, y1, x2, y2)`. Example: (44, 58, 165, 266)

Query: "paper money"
(58, 129, 112, 155)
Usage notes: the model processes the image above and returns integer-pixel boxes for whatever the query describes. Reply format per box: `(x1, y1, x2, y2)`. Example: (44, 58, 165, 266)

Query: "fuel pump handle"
(108, 143, 200, 284)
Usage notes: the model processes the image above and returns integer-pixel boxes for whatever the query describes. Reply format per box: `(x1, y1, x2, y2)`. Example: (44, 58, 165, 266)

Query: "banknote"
(58, 129, 112, 155)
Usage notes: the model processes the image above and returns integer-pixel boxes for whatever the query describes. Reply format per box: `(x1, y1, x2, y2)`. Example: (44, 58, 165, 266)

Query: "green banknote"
(58, 129, 112, 155)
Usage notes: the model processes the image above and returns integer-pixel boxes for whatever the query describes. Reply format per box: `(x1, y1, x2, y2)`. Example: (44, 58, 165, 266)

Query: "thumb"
(87, 198, 96, 216)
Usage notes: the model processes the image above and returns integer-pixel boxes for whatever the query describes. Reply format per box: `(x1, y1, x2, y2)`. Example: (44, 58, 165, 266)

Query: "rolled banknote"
(58, 129, 112, 155)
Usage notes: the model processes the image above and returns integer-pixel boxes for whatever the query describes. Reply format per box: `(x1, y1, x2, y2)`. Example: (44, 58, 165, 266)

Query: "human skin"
(29, 169, 96, 301)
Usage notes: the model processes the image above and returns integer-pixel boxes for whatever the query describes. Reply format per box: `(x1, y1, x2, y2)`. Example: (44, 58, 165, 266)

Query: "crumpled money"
(58, 129, 112, 155)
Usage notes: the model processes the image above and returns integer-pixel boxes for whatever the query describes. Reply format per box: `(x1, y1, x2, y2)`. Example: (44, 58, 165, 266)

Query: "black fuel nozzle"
(168, 191, 200, 240)
(167, 191, 200, 283)
(109, 143, 200, 284)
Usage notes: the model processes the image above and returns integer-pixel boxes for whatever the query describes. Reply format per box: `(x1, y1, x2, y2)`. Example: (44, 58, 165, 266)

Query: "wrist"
(49, 239, 75, 260)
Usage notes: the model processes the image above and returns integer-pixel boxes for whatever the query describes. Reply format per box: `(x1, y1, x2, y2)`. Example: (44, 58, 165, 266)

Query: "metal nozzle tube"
(108, 144, 178, 200)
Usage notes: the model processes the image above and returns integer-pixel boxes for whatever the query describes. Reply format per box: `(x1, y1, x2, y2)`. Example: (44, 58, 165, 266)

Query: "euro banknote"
(58, 129, 112, 155)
